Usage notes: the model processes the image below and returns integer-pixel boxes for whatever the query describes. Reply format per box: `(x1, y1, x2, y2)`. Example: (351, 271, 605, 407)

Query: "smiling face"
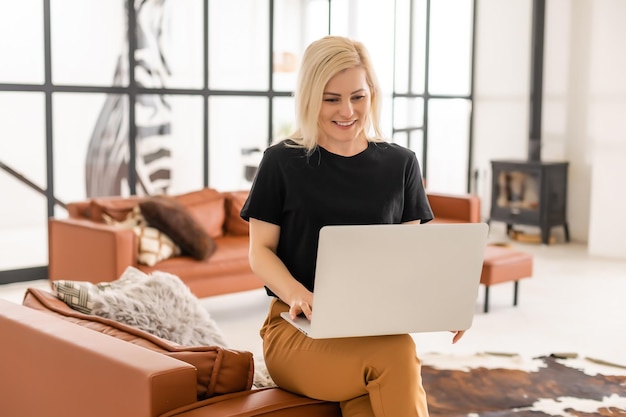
(317, 66, 371, 152)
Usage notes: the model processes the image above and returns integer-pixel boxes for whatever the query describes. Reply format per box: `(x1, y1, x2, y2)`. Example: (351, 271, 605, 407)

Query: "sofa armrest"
(427, 192, 481, 223)
(48, 217, 137, 283)
(0, 299, 197, 417)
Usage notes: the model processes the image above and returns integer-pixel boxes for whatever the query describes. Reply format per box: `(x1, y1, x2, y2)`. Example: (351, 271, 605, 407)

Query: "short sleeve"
(240, 145, 285, 225)
(402, 154, 433, 224)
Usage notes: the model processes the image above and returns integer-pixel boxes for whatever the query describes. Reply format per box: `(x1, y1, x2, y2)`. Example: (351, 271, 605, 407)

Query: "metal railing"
(0, 160, 66, 209)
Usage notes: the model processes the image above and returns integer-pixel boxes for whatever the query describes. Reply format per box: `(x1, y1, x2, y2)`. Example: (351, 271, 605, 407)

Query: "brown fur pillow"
(139, 195, 216, 260)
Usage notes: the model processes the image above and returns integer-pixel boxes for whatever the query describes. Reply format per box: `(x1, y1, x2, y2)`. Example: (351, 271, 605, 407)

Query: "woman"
(241, 35, 464, 417)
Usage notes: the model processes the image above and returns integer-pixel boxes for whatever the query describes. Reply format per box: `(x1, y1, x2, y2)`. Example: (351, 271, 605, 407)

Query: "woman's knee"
(372, 334, 417, 360)
(365, 334, 420, 377)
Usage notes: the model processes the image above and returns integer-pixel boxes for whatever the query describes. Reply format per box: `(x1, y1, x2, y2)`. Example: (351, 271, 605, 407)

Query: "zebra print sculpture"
(86, 0, 172, 197)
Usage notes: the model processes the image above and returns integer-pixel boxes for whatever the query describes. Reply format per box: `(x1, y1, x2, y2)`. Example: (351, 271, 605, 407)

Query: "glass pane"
(330, 0, 395, 94)
(168, 96, 205, 194)
(410, 0, 427, 94)
(379, 93, 394, 138)
(428, 0, 473, 95)
(0, 0, 44, 84)
(394, 0, 410, 94)
(273, 0, 327, 92)
(209, 0, 269, 91)
(273, 96, 296, 143)
(408, 130, 424, 168)
(495, 170, 540, 211)
(51, 0, 126, 86)
(304, 0, 331, 40)
(393, 129, 424, 165)
(393, 97, 424, 129)
(393, 131, 409, 148)
(54, 93, 204, 201)
(133, 2, 187, 91)
(426, 99, 471, 194)
(209, 97, 269, 190)
(393, 130, 424, 180)
(53, 93, 117, 202)
(0, 92, 47, 270)
(394, 0, 426, 95)
(164, 0, 204, 89)
(133, 94, 175, 196)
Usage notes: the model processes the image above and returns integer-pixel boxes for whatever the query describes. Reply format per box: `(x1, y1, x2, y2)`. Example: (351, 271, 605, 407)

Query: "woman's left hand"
(450, 330, 466, 344)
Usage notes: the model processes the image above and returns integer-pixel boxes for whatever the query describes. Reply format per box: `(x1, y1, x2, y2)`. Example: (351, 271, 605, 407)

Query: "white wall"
(586, 0, 626, 259)
(473, 0, 626, 260)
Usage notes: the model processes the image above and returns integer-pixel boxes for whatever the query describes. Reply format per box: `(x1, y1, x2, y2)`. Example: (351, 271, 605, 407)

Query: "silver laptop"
(281, 222, 489, 339)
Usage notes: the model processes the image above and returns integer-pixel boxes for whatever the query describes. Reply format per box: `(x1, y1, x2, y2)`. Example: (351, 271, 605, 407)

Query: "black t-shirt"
(240, 140, 433, 296)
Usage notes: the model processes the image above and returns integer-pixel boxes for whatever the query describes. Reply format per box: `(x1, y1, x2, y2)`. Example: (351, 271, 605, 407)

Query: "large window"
(393, 0, 475, 191)
(0, 0, 475, 283)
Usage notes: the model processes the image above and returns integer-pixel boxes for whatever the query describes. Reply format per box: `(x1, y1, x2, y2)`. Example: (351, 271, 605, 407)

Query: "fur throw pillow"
(89, 266, 229, 347)
(139, 195, 217, 261)
(53, 266, 274, 388)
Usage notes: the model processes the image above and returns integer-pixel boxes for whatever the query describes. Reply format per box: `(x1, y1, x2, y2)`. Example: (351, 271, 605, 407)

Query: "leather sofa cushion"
(80, 188, 227, 241)
(134, 235, 262, 298)
(23, 288, 254, 400)
(175, 188, 226, 239)
(223, 191, 250, 236)
(169, 388, 342, 417)
(88, 196, 142, 223)
(138, 236, 251, 279)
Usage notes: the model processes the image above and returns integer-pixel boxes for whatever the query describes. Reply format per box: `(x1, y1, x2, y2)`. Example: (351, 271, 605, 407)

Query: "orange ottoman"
(480, 246, 533, 313)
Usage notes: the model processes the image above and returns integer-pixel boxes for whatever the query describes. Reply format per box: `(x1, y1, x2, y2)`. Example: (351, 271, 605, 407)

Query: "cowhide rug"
(420, 352, 626, 417)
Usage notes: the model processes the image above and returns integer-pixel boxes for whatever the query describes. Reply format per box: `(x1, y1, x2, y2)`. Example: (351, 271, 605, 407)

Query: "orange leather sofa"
(0, 289, 342, 417)
(427, 191, 481, 224)
(48, 188, 483, 299)
(48, 188, 263, 298)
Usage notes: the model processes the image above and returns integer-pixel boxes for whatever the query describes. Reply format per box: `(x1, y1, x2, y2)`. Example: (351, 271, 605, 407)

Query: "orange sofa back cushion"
(174, 188, 226, 238)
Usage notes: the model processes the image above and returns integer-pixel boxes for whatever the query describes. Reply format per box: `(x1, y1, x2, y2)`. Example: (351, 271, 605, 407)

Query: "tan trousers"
(260, 298, 430, 417)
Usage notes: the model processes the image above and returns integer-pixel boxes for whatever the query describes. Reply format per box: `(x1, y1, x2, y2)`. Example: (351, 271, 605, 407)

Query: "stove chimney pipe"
(528, 0, 545, 161)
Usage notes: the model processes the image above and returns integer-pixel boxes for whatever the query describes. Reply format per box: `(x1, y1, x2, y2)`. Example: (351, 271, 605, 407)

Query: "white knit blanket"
(89, 266, 275, 388)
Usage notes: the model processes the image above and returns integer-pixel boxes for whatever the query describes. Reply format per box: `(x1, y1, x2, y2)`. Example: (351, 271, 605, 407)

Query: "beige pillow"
(104, 206, 180, 266)
(51, 279, 97, 314)
(134, 225, 180, 266)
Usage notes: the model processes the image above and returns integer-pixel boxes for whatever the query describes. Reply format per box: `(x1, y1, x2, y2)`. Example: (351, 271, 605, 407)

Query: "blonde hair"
(288, 36, 384, 152)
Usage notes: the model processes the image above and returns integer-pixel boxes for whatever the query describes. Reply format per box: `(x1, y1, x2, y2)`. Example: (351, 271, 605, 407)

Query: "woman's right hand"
(288, 291, 314, 321)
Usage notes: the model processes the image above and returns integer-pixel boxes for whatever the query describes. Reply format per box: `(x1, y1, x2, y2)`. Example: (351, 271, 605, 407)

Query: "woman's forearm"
(249, 245, 310, 306)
